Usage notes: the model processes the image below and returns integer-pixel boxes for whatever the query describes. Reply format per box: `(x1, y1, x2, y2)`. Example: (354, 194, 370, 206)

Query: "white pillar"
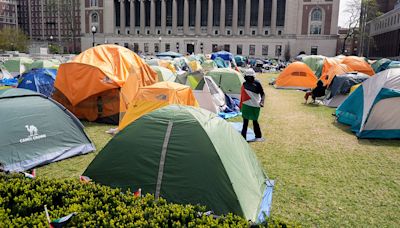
(183, 0, 189, 34)
(130, 0, 135, 32)
(244, 0, 250, 35)
(172, 0, 177, 34)
(220, 0, 225, 34)
(161, 0, 166, 34)
(195, 0, 201, 34)
(140, 0, 145, 34)
(257, 0, 264, 35)
(207, 0, 213, 35)
(150, 0, 155, 34)
(271, 0, 277, 35)
(232, 0, 238, 35)
(120, 0, 126, 34)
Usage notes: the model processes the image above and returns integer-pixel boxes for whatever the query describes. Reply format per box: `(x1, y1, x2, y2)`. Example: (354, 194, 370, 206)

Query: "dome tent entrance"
(0, 88, 95, 172)
(84, 105, 274, 222)
(336, 69, 400, 139)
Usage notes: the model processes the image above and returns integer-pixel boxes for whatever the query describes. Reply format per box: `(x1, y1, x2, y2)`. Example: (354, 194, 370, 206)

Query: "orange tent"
(320, 57, 342, 80)
(53, 44, 158, 124)
(321, 64, 354, 86)
(118, 82, 198, 130)
(341, 56, 375, 76)
(275, 62, 318, 89)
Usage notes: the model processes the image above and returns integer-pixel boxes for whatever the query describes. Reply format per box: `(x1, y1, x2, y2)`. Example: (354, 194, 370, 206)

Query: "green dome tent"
(2, 57, 34, 77)
(206, 68, 245, 98)
(84, 105, 274, 222)
(0, 88, 95, 172)
(301, 55, 324, 78)
(27, 59, 61, 71)
(150, 66, 176, 82)
(201, 60, 217, 72)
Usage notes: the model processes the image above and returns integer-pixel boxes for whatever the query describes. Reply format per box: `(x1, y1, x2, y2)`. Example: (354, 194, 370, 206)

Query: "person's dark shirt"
(312, 84, 326, 97)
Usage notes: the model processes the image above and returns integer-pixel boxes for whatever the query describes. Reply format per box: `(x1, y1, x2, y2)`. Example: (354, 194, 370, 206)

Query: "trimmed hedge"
(0, 174, 297, 227)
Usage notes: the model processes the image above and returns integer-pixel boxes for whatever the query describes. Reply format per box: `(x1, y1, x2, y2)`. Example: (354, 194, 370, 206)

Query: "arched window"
(311, 8, 322, 21)
(91, 12, 98, 23)
(309, 8, 323, 35)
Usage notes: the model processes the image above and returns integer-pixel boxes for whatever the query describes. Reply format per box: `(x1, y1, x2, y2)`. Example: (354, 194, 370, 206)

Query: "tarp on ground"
(0, 88, 94, 172)
(53, 44, 158, 124)
(17, 68, 57, 97)
(84, 105, 273, 222)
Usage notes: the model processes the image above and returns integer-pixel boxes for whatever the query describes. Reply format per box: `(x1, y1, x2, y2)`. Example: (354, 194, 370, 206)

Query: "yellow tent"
(119, 82, 198, 130)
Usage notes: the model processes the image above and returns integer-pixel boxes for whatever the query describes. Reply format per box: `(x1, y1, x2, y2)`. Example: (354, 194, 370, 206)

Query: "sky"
(338, 0, 359, 28)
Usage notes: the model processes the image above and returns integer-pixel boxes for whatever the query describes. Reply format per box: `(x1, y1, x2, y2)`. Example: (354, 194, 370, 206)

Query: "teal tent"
(84, 105, 274, 222)
(336, 69, 400, 139)
(0, 88, 95, 172)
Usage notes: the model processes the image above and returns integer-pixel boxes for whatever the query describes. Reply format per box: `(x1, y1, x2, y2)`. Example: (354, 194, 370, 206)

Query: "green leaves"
(0, 174, 250, 227)
(0, 28, 28, 52)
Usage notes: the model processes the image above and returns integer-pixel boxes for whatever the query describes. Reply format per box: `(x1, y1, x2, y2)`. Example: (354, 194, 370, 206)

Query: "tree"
(341, 0, 361, 54)
(0, 27, 28, 52)
(358, 0, 382, 56)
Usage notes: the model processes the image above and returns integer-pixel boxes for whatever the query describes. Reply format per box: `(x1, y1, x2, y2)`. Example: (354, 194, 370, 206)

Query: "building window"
(91, 13, 98, 23)
(249, 45, 255, 55)
(133, 43, 139, 52)
(252, 30, 256, 35)
(227, 30, 231, 35)
(311, 46, 318, 55)
(91, 0, 98, 7)
(165, 43, 170, 51)
(224, 44, 230, 52)
(201, 0, 208, 26)
(215, 30, 219, 35)
(239, 30, 243, 35)
(237, 44, 243, 55)
(212, 44, 218, 52)
(154, 43, 159, 53)
(168, 30, 171, 34)
(309, 8, 323, 35)
(144, 43, 149, 53)
(278, 30, 282, 35)
(264, 30, 269, 35)
(213, 0, 221, 26)
(275, 45, 282, 57)
(262, 45, 268, 56)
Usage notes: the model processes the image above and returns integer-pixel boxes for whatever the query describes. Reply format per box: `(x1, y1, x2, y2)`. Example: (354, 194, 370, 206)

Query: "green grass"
(37, 73, 400, 227)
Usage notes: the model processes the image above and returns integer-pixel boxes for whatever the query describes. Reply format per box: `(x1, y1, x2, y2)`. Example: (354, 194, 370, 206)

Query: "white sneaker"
(254, 137, 265, 142)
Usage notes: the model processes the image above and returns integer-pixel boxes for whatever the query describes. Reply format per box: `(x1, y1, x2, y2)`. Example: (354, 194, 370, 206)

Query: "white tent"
(193, 76, 227, 113)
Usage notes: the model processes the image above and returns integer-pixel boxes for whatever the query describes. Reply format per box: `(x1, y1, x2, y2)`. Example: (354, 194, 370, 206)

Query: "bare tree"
(341, 0, 361, 55)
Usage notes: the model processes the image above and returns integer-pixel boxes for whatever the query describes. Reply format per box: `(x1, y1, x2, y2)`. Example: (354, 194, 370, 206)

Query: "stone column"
(207, 0, 213, 35)
(150, 0, 155, 34)
(120, 0, 126, 34)
(140, 0, 145, 34)
(257, 0, 264, 35)
(183, 0, 189, 34)
(172, 0, 177, 34)
(271, 0, 277, 35)
(244, 0, 250, 35)
(195, 0, 201, 34)
(232, 0, 238, 35)
(161, 0, 166, 34)
(220, 0, 225, 34)
(130, 0, 135, 32)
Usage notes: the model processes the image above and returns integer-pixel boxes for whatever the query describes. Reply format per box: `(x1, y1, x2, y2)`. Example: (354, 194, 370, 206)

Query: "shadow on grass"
(332, 120, 400, 148)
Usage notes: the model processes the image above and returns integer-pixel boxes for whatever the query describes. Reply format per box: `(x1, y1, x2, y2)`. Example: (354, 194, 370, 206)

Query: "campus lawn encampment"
(36, 73, 400, 227)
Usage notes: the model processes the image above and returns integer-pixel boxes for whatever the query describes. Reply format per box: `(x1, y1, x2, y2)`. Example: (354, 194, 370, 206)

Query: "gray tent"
(0, 88, 95, 172)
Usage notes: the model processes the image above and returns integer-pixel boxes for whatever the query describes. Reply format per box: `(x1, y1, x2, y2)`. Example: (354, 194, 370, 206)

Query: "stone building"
(81, 0, 340, 58)
(0, 0, 18, 29)
(17, 0, 81, 53)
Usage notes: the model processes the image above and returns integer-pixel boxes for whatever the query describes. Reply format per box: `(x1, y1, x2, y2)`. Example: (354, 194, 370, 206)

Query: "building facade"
(366, 2, 400, 59)
(17, 0, 81, 53)
(336, 27, 359, 56)
(0, 0, 18, 29)
(81, 0, 339, 58)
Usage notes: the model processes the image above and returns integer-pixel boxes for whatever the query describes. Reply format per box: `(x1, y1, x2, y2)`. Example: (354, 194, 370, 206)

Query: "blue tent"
(214, 57, 229, 68)
(211, 51, 233, 61)
(17, 68, 57, 97)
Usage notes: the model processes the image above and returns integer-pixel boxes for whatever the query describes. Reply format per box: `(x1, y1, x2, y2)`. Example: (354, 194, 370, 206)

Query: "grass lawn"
(38, 73, 400, 227)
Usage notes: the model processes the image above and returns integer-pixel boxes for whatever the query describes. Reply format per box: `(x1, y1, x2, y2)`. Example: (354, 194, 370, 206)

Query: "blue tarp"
(17, 68, 57, 97)
(0, 78, 18, 87)
(211, 51, 233, 61)
(257, 180, 275, 223)
(230, 122, 255, 141)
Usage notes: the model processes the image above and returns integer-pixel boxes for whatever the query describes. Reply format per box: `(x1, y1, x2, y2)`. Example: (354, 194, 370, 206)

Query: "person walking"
(240, 68, 265, 142)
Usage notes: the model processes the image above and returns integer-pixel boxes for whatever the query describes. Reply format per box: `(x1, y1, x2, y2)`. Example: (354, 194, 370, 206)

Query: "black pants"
(241, 119, 262, 139)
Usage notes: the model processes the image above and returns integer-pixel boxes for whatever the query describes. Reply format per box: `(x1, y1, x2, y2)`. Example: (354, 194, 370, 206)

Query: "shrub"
(0, 174, 297, 227)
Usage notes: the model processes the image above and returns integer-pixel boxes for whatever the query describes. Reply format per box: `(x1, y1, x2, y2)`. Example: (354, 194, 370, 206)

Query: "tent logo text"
(20, 125, 47, 143)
